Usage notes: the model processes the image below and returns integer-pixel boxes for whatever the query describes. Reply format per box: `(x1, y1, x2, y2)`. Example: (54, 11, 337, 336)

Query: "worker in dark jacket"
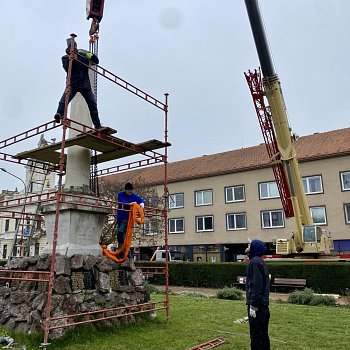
(54, 38, 102, 129)
(245, 239, 270, 350)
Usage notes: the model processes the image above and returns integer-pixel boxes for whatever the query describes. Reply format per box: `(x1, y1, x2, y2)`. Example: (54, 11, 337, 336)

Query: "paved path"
(158, 286, 347, 304)
(158, 285, 288, 300)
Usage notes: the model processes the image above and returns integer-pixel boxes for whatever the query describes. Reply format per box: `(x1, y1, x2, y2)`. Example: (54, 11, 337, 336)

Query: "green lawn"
(5, 295, 350, 349)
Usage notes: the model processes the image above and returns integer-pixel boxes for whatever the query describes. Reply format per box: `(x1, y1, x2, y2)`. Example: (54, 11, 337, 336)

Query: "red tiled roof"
(102, 127, 350, 186)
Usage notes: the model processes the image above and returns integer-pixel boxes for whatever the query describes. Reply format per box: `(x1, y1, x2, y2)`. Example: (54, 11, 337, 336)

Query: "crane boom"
(244, 0, 332, 254)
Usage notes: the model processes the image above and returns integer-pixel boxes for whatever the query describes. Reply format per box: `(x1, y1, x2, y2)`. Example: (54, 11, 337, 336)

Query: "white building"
(0, 135, 56, 259)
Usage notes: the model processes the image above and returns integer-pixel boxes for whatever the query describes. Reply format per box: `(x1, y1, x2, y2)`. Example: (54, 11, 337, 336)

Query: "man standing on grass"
(245, 239, 270, 350)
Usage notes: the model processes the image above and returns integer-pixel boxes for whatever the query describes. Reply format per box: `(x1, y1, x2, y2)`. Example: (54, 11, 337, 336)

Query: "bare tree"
(98, 176, 166, 248)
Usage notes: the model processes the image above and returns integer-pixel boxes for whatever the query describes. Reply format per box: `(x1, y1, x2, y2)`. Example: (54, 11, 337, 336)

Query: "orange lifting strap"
(101, 203, 144, 263)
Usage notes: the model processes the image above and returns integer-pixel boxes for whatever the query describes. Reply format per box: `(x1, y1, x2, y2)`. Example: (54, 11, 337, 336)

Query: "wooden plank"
(14, 127, 169, 165)
(95, 140, 170, 164)
(15, 149, 64, 164)
(15, 127, 117, 160)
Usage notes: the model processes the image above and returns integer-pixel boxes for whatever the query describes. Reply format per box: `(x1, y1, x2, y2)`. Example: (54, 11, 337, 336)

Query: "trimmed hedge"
(136, 261, 350, 294)
(267, 262, 350, 294)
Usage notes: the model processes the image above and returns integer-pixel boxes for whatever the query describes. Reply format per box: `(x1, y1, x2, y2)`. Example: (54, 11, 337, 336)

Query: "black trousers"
(57, 87, 101, 127)
(248, 306, 270, 350)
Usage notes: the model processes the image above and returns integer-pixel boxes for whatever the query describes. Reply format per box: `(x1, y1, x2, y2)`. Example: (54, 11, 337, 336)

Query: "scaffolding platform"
(14, 126, 170, 165)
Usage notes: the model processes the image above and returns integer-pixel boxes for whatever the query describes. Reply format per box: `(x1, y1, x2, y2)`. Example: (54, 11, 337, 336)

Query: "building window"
(340, 171, 350, 191)
(34, 243, 40, 256)
(259, 181, 279, 199)
(195, 190, 212, 206)
(302, 175, 323, 194)
(2, 245, 7, 259)
(36, 215, 41, 230)
(196, 215, 214, 232)
(169, 218, 184, 234)
(4, 220, 10, 232)
(145, 196, 160, 207)
(169, 193, 184, 209)
(225, 185, 245, 203)
(344, 204, 350, 224)
(226, 213, 247, 230)
(143, 220, 158, 236)
(261, 210, 284, 228)
(310, 206, 327, 225)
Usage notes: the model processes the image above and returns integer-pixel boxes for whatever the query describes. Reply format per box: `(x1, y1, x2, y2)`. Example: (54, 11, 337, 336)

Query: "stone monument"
(42, 69, 110, 257)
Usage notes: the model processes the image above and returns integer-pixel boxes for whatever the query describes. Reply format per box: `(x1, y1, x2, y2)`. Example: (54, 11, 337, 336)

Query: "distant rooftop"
(0, 190, 16, 200)
(102, 127, 350, 186)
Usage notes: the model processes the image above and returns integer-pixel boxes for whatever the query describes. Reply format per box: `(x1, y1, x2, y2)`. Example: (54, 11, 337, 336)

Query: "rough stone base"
(0, 254, 150, 339)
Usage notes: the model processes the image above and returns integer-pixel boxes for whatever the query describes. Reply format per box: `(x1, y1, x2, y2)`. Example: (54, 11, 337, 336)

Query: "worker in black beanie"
(116, 183, 145, 255)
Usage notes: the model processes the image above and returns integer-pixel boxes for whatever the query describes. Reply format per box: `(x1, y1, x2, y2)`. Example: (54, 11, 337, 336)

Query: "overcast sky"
(1, 0, 349, 191)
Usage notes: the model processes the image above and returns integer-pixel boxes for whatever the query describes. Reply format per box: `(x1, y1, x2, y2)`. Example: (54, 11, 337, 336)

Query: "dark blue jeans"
(248, 306, 270, 350)
(57, 87, 101, 127)
(116, 220, 128, 248)
(116, 220, 132, 258)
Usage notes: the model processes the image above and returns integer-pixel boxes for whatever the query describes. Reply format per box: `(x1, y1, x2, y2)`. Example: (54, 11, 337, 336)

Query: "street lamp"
(0, 168, 26, 191)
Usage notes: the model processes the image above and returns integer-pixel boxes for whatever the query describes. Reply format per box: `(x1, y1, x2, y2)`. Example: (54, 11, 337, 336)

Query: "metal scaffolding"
(0, 34, 170, 347)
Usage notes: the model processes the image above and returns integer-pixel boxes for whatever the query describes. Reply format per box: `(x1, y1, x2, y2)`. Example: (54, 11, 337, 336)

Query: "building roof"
(102, 127, 350, 186)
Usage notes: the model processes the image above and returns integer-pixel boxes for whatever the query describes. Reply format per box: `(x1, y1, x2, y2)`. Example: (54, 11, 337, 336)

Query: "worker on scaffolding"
(116, 182, 145, 255)
(54, 37, 102, 129)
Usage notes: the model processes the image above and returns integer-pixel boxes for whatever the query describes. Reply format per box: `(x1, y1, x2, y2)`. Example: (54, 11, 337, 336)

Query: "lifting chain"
(89, 33, 100, 196)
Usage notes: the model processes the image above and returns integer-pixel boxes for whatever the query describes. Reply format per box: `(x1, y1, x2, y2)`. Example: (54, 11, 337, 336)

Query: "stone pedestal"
(42, 198, 111, 256)
(64, 89, 92, 189)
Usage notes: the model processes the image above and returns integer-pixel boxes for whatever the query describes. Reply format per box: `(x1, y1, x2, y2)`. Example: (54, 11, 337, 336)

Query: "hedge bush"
(217, 287, 244, 301)
(136, 261, 350, 294)
(309, 294, 336, 306)
(144, 282, 160, 295)
(288, 288, 336, 306)
(287, 288, 314, 305)
(267, 262, 350, 294)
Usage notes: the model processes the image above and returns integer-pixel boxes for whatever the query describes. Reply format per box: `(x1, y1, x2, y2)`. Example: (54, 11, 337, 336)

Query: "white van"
(154, 249, 185, 262)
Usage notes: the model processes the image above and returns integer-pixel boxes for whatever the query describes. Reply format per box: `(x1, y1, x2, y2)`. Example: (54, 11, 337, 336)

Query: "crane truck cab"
(276, 226, 333, 255)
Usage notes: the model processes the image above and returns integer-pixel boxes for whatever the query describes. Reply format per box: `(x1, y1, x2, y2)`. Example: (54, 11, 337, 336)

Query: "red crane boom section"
(244, 69, 294, 218)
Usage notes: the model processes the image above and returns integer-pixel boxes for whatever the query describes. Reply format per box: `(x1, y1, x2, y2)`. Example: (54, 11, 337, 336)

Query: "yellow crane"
(244, 0, 332, 255)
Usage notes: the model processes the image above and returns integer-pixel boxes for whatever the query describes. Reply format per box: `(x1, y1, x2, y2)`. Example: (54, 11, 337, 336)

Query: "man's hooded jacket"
(245, 239, 270, 308)
(62, 46, 99, 90)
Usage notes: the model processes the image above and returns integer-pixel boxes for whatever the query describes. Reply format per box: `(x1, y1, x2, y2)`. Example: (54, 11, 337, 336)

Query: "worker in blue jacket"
(54, 38, 102, 129)
(116, 182, 145, 249)
(245, 239, 270, 350)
